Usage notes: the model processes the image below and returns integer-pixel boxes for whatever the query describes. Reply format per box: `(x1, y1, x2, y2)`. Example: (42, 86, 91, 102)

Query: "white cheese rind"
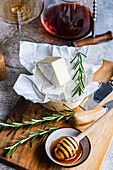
(37, 57, 70, 86)
(34, 58, 87, 102)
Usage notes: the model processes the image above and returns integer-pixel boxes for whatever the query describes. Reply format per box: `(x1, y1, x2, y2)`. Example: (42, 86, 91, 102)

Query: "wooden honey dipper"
(54, 102, 113, 160)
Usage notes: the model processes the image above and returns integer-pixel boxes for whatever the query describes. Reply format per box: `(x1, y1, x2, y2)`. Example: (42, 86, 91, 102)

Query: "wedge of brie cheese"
(37, 57, 71, 86)
(34, 57, 87, 102)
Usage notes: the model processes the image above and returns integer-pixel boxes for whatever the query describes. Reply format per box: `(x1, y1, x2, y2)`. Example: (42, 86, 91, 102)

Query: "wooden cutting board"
(0, 60, 113, 170)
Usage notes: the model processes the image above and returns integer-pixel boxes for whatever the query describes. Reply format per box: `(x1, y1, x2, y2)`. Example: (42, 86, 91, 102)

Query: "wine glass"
(41, 0, 93, 40)
(0, 0, 43, 68)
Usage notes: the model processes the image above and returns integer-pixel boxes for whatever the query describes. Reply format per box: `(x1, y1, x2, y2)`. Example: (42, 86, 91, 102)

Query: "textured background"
(0, 0, 113, 169)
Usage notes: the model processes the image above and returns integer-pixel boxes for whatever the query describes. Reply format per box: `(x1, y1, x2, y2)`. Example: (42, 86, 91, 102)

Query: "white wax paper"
(14, 41, 104, 104)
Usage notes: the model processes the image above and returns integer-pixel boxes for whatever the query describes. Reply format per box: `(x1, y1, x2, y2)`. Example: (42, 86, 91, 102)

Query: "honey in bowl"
(50, 136, 83, 165)
(41, 3, 93, 40)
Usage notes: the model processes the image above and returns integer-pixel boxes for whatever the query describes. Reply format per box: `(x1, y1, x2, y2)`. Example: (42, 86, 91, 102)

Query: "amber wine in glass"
(0, 0, 43, 68)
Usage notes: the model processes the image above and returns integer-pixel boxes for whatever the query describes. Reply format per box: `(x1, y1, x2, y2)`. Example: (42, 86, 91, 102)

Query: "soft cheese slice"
(37, 57, 71, 86)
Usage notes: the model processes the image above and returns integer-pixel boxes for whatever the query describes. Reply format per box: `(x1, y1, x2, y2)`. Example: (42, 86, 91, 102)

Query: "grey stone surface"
(0, 0, 113, 169)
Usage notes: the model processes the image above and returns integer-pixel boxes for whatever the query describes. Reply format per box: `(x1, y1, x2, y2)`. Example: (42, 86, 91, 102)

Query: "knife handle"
(108, 76, 113, 86)
(72, 106, 106, 126)
(110, 76, 113, 80)
(73, 31, 113, 47)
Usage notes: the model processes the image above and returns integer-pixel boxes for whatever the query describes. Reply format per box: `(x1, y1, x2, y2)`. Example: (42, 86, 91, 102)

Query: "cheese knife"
(80, 76, 113, 110)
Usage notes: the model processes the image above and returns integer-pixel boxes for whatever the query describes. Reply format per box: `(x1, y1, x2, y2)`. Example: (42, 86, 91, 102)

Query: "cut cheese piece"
(37, 57, 71, 86)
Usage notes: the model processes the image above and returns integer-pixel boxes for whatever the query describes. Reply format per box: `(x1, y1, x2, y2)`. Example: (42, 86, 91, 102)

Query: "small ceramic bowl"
(45, 127, 91, 167)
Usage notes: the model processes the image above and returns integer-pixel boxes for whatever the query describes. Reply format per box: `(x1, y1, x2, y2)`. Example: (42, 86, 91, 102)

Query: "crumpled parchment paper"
(13, 41, 103, 104)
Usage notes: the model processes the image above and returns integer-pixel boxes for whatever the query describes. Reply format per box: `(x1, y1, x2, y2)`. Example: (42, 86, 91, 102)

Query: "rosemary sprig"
(0, 106, 75, 135)
(71, 52, 87, 97)
(0, 107, 76, 157)
(3, 126, 58, 158)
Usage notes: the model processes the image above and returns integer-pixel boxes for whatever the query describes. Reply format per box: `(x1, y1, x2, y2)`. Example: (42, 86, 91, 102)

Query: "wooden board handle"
(76, 107, 113, 141)
(0, 54, 8, 81)
(73, 31, 113, 47)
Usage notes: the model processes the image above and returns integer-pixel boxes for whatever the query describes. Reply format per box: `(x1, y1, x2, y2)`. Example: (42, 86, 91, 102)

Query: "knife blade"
(80, 76, 113, 110)
(73, 100, 113, 126)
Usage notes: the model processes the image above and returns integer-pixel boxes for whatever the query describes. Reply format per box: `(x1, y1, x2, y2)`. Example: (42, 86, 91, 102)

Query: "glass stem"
(16, 9, 21, 43)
